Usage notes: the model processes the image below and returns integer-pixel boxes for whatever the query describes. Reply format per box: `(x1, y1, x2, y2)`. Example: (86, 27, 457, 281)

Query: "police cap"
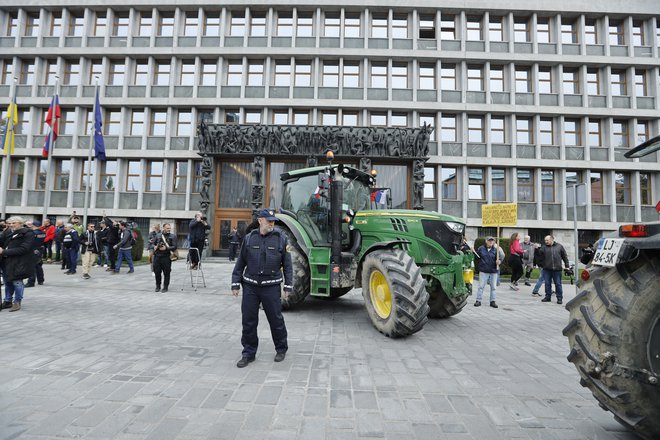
(256, 209, 277, 221)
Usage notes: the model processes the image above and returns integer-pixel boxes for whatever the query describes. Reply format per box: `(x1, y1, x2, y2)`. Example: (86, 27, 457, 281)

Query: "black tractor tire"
(327, 287, 353, 299)
(280, 229, 310, 310)
(361, 249, 430, 338)
(563, 250, 660, 440)
(427, 280, 468, 319)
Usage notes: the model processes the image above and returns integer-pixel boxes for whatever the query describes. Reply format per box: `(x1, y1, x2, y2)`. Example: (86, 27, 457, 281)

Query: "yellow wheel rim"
(369, 270, 392, 319)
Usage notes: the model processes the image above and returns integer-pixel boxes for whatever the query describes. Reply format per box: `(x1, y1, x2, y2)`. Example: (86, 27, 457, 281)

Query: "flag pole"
(0, 76, 17, 219)
(42, 77, 58, 224)
(82, 78, 99, 228)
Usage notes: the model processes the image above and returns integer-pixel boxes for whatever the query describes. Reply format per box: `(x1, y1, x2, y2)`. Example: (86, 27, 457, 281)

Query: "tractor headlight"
(444, 221, 464, 234)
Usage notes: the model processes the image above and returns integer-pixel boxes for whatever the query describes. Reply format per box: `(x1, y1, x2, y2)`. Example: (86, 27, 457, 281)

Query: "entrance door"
(214, 210, 251, 254)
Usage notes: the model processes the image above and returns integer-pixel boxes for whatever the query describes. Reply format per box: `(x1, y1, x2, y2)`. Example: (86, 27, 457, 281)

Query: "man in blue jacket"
(474, 237, 499, 308)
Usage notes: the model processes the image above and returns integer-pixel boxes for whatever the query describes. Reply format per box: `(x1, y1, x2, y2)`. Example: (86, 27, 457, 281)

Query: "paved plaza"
(0, 261, 640, 440)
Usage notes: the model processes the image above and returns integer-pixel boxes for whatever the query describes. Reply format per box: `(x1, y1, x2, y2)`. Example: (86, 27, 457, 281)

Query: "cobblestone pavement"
(0, 261, 641, 440)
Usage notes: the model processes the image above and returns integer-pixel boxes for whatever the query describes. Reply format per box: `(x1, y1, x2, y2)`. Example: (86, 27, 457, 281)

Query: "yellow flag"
(2, 99, 18, 155)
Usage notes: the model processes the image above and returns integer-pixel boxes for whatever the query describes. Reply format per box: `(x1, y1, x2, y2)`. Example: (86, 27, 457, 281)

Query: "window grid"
(517, 169, 534, 202)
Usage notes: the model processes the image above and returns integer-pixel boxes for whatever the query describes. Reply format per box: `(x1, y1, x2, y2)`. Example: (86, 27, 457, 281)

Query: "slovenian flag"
(371, 189, 388, 205)
(42, 95, 61, 158)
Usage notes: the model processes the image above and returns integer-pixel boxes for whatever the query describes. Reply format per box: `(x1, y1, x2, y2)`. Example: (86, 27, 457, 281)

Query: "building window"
(126, 161, 141, 192)
(561, 20, 577, 43)
(2, 62, 14, 84)
(271, 110, 288, 125)
(634, 69, 648, 97)
(324, 13, 340, 37)
(200, 62, 216, 86)
(424, 167, 436, 199)
(418, 64, 435, 90)
(538, 67, 553, 93)
(19, 61, 35, 84)
(468, 116, 484, 143)
(632, 20, 646, 46)
(418, 14, 435, 39)
(468, 168, 485, 200)
(515, 67, 531, 93)
(514, 18, 530, 42)
(154, 63, 170, 86)
(293, 110, 309, 125)
(59, 109, 75, 135)
(109, 62, 125, 85)
(9, 159, 25, 189)
(247, 61, 263, 86)
(54, 159, 71, 190)
(441, 115, 457, 142)
(343, 112, 358, 126)
(16, 110, 29, 134)
(585, 19, 598, 44)
(227, 61, 242, 86)
(392, 63, 408, 88)
(370, 112, 387, 126)
(250, 13, 266, 37)
(489, 16, 504, 41)
(35, 159, 47, 190)
(130, 110, 144, 136)
(637, 121, 649, 144)
(612, 120, 629, 148)
(6, 14, 19, 37)
(69, 15, 84, 37)
(440, 15, 456, 40)
(277, 12, 293, 36)
(370, 63, 387, 88)
(229, 13, 245, 36)
(611, 70, 627, 96)
(134, 61, 148, 86)
(321, 111, 338, 126)
(588, 120, 602, 147)
(441, 168, 457, 199)
(63, 61, 80, 85)
(615, 172, 631, 204)
(158, 14, 174, 36)
(466, 16, 482, 41)
(467, 66, 483, 91)
(225, 109, 240, 123)
(172, 161, 188, 193)
(371, 14, 388, 38)
(297, 13, 313, 37)
(322, 62, 339, 87)
(179, 61, 195, 86)
(640, 173, 652, 205)
(586, 68, 600, 95)
(517, 169, 534, 202)
(516, 118, 533, 144)
(419, 114, 435, 141)
(99, 160, 116, 191)
(344, 13, 361, 38)
(539, 118, 554, 145)
(440, 64, 456, 90)
(88, 60, 103, 85)
(589, 172, 604, 204)
(274, 62, 291, 86)
(294, 61, 312, 86)
(24, 15, 40, 37)
(492, 168, 506, 201)
(391, 113, 407, 127)
(562, 69, 580, 94)
(138, 13, 153, 37)
(93, 14, 106, 37)
(245, 110, 261, 124)
(146, 161, 163, 192)
(542, 170, 555, 202)
(182, 13, 198, 37)
(609, 20, 625, 45)
(490, 116, 505, 143)
(176, 111, 192, 136)
(489, 66, 505, 92)
(392, 14, 408, 39)
(536, 18, 551, 43)
(203, 14, 220, 36)
(342, 62, 360, 88)
(147, 111, 166, 136)
(80, 160, 95, 191)
(564, 119, 581, 146)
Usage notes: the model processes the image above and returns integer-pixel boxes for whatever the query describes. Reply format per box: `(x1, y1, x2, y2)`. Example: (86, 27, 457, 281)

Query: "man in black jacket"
(188, 212, 210, 269)
(0, 216, 35, 312)
(103, 216, 120, 271)
(113, 221, 134, 274)
(152, 223, 177, 292)
(25, 220, 46, 287)
(81, 222, 101, 279)
(537, 235, 570, 304)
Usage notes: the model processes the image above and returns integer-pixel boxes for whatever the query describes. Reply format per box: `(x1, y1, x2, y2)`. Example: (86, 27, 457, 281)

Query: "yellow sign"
(481, 203, 518, 226)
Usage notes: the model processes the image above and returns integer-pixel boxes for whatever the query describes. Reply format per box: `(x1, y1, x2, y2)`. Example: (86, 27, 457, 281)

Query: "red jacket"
(510, 239, 523, 257)
(42, 224, 56, 242)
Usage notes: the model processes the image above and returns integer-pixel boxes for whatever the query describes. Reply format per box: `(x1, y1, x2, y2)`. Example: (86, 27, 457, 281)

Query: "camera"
(201, 216, 207, 221)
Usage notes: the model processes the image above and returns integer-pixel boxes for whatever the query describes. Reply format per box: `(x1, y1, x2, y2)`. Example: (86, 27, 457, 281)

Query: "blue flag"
(94, 88, 106, 160)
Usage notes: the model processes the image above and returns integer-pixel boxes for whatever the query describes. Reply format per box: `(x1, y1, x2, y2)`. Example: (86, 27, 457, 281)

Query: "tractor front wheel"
(280, 229, 310, 310)
(426, 279, 468, 319)
(361, 249, 429, 338)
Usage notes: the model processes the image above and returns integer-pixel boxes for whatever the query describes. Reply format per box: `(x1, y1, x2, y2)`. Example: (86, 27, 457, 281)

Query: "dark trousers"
(509, 254, 523, 284)
(189, 240, 204, 266)
(66, 249, 78, 273)
(108, 245, 117, 270)
(43, 241, 53, 260)
(61, 248, 69, 269)
(153, 255, 172, 289)
(28, 261, 44, 285)
(55, 241, 62, 261)
(241, 283, 288, 358)
(544, 269, 564, 301)
(228, 243, 239, 261)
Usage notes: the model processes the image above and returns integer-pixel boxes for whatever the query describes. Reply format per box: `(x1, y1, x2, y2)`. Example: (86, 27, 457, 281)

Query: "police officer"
(228, 227, 240, 262)
(152, 223, 177, 293)
(231, 209, 293, 368)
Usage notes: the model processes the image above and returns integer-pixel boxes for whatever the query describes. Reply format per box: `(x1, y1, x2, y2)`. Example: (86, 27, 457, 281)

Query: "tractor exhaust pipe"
(330, 175, 342, 265)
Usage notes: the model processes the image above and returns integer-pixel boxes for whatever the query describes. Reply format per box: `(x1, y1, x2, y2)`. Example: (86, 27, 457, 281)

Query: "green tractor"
(273, 155, 474, 337)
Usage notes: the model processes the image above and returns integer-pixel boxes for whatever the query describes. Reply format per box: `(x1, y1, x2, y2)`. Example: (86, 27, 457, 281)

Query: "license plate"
(591, 238, 625, 267)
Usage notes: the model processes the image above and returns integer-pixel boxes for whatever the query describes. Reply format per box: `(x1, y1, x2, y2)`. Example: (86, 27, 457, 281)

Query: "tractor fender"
(355, 240, 411, 288)
(275, 214, 312, 255)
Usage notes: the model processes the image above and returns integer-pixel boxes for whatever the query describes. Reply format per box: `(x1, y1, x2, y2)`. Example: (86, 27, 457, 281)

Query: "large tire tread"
(280, 229, 310, 310)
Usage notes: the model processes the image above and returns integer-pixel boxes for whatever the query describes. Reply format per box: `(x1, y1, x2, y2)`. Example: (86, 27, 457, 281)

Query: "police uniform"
(231, 209, 293, 363)
(153, 232, 177, 292)
(27, 222, 46, 286)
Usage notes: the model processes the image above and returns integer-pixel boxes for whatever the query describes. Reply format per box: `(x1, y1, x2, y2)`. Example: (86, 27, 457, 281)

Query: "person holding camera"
(153, 223, 177, 292)
(188, 212, 210, 270)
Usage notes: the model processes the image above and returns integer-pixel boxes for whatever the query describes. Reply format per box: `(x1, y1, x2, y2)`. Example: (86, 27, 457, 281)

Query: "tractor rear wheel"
(280, 229, 310, 310)
(563, 251, 660, 440)
(427, 280, 468, 318)
(361, 249, 429, 337)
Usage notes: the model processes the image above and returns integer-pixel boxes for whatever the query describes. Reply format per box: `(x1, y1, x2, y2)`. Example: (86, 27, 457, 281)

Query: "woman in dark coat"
(0, 216, 36, 311)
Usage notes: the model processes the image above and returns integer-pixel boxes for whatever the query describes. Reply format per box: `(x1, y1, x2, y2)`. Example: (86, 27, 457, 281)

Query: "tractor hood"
(354, 209, 465, 228)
